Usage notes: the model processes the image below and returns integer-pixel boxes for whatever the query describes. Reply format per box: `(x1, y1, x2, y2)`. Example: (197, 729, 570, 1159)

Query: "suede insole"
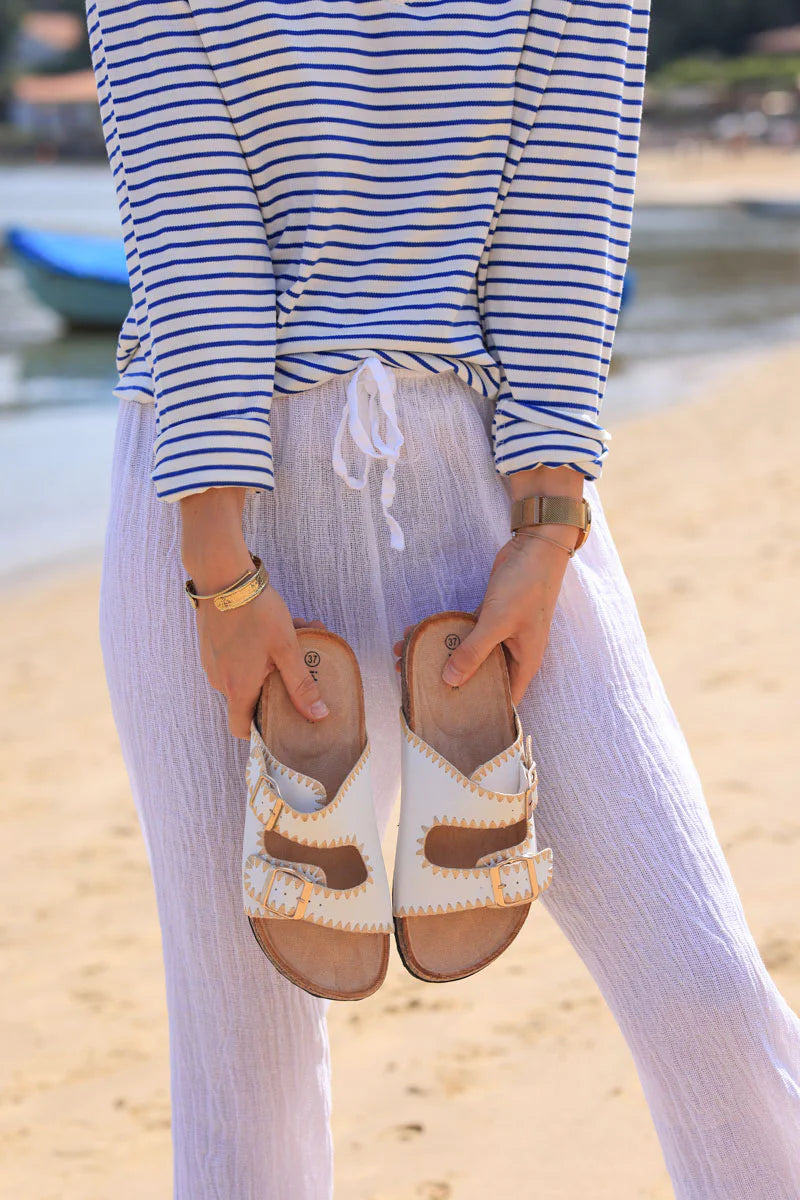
(249, 628, 388, 1001)
(396, 612, 531, 982)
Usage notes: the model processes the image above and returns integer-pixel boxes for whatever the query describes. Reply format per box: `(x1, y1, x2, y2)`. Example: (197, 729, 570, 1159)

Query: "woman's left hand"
(392, 525, 577, 706)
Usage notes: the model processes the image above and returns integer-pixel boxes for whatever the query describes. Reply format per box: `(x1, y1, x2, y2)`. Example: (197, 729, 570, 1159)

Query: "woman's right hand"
(180, 486, 330, 739)
(194, 586, 330, 738)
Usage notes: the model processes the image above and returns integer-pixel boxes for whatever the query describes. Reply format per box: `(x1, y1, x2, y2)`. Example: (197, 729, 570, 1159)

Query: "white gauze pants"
(99, 363, 800, 1200)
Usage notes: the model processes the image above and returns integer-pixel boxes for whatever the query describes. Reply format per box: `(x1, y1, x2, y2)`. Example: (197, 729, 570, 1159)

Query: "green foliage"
(651, 52, 800, 90)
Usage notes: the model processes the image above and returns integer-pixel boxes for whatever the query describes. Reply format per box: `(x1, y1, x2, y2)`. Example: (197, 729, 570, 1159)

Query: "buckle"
(263, 866, 315, 919)
(250, 774, 284, 831)
(489, 857, 540, 907)
(262, 794, 283, 832)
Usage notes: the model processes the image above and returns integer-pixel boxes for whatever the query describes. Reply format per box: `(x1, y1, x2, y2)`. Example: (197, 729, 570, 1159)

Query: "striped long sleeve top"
(85, 0, 650, 502)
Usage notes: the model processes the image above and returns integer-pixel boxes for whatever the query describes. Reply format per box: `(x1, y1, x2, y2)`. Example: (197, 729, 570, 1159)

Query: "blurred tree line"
(648, 0, 799, 68)
(1, 0, 799, 80)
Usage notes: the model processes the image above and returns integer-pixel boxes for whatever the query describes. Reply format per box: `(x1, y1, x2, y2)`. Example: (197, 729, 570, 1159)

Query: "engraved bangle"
(185, 554, 269, 611)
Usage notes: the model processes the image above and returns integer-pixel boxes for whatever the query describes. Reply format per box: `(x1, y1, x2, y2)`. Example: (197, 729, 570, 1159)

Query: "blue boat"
(4, 225, 132, 328)
(5, 223, 637, 331)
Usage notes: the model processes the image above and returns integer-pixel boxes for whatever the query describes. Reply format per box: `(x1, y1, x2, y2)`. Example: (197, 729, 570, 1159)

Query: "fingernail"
(442, 661, 462, 686)
(311, 700, 329, 718)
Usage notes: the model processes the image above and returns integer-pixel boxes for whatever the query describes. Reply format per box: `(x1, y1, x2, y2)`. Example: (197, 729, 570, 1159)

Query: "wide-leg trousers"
(99, 366, 800, 1199)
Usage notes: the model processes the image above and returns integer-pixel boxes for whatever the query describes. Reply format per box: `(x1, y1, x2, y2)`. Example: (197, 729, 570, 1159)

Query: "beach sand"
(1, 343, 799, 1200)
(636, 144, 800, 205)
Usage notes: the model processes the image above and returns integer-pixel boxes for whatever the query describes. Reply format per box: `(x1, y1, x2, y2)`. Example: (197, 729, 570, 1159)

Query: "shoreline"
(1, 145, 798, 213)
(2, 334, 796, 586)
(635, 144, 800, 206)
(1, 341, 799, 1198)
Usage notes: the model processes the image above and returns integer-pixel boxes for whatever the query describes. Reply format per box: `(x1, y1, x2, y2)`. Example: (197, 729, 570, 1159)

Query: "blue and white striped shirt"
(86, 0, 649, 502)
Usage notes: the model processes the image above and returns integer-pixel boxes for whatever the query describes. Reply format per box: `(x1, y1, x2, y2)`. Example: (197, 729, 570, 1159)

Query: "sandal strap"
(393, 710, 553, 917)
(243, 854, 392, 932)
(242, 723, 392, 933)
(397, 708, 538, 827)
(392, 848, 553, 917)
(247, 723, 372, 847)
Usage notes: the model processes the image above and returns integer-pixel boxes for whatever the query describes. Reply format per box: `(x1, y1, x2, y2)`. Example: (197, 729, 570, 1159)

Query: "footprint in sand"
(389, 1122, 425, 1142)
(759, 937, 800, 974)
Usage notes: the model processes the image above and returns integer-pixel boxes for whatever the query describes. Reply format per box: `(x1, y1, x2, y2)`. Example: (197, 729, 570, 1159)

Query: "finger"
(441, 616, 502, 689)
(227, 683, 261, 740)
(273, 638, 330, 722)
(507, 652, 542, 707)
(392, 624, 415, 657)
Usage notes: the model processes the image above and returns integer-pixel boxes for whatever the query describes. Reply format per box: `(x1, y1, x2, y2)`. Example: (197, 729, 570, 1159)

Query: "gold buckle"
(489, 858, 540, 907)
(263, 866, 315, 920)
(262, 793, 283, 832)
(250, 775, 283, 831)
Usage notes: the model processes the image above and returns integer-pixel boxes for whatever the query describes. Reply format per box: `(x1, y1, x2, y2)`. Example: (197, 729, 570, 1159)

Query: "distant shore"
(636, 143, 800, 204)
(1, 143, 799, 208)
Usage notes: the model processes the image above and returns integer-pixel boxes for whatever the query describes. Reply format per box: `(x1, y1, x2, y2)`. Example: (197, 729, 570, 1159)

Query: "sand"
(636, 144, 800, 205)
(1, 343, 799, 1200)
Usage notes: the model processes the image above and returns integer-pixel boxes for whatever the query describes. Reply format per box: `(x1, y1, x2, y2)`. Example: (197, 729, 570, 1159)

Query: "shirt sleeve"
(86, 0, 277, 501)
(483, 0, 650, 483)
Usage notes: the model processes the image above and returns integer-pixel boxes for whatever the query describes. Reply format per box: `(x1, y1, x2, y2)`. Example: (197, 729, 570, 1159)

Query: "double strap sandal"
(242, 628, 392, 1001)
(393, 612, 553, 982)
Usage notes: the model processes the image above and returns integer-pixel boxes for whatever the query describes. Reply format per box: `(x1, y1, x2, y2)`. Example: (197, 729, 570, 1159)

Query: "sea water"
(1, 164, 799, 578)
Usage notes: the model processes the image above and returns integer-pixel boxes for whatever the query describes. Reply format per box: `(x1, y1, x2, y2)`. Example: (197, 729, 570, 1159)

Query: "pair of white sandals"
(242, 612, 553, 1000)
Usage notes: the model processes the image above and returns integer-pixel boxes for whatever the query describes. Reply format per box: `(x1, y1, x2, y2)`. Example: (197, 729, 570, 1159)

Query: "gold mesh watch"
(510, 495, 592, 552)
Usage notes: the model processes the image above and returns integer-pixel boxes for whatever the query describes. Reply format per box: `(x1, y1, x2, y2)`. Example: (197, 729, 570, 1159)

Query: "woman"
(86, 0, 800, 1196)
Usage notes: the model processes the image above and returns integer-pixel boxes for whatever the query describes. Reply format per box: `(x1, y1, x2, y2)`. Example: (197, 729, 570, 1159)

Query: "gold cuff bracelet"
(185, 554, 269, 612)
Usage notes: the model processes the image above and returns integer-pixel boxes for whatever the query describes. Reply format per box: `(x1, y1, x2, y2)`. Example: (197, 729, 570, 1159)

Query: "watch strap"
(510, 495, 592, 550)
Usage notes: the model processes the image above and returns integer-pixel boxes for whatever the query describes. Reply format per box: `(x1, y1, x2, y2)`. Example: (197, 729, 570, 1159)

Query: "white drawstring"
(332, 355, 406, 551)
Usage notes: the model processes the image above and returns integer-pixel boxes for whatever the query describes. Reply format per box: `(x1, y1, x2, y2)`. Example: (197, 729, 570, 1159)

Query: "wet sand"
(1, 343, 799, 1199)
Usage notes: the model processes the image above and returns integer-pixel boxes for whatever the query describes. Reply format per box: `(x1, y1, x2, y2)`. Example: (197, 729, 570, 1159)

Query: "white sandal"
(392, 612, 553, 982)
(242, 629, 392, 1000)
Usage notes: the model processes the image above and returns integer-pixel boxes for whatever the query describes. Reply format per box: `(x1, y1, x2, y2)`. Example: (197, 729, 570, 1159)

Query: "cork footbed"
(395, 612, 531, 983)
(249, 628, 389, 1001)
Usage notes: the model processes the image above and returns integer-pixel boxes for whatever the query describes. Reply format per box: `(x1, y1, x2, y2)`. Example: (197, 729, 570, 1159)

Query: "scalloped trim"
(247, 742, 373, 852)
(394, 849, 554, 916)
(469, 716, 525, 782)
(249, 724, 327, 800)
(248, 777, 376, 857)
(264, 754, 326, 801)
(400, 709, 536, 804)
(243, 855, 391, 932)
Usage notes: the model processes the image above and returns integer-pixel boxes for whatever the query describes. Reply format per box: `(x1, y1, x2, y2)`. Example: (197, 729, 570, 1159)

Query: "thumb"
(441, 617, 501, 689)
(273, 639, 330, 722)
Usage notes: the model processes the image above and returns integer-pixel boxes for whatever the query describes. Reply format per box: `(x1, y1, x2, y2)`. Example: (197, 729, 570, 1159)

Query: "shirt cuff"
(152, 419, 275, 502)
(492, 407, 612, 483)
